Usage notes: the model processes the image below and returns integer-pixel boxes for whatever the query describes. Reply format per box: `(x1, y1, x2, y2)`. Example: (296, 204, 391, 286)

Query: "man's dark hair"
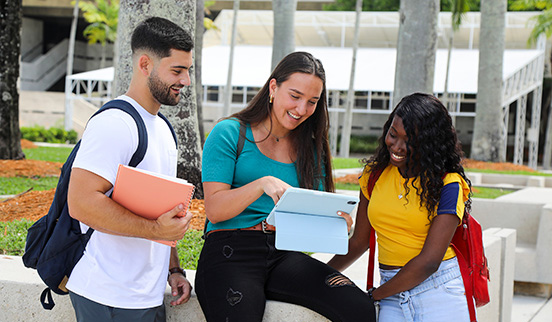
(131, 17, 193, 58)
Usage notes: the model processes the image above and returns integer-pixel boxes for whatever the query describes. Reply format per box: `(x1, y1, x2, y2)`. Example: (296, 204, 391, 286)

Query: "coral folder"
(111, 164, 195, 247)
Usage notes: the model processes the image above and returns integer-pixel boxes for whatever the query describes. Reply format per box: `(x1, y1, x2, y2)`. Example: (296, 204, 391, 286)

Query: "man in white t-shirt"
(66, 17, 194, 322)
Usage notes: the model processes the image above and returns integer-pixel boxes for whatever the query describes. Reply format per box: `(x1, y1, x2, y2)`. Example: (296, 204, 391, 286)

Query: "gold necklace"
(262, 122, 290, 142)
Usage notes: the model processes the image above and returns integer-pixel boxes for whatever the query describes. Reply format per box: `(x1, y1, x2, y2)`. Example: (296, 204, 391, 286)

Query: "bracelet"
(168, 267, 186, 278)
(367, 287, 376, 300)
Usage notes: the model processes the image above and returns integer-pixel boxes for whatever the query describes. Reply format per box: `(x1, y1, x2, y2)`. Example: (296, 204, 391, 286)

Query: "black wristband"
(168, 267, 186, 278)
(367, 287, 376, 300)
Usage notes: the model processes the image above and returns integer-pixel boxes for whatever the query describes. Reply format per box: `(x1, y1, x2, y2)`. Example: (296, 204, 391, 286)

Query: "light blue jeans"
(377, 257, 471, 322)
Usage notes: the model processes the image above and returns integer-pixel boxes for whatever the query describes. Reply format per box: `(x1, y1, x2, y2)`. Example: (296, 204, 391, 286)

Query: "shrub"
(20, 125, 78, 144)
(335, 134, 379, 154)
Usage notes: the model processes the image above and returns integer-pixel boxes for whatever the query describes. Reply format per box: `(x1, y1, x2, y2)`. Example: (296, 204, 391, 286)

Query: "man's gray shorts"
(69, 291, 166, 322)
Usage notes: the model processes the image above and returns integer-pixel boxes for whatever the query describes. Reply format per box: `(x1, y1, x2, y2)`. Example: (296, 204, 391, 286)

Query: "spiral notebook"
(111, 164, 195, 247)
(266, 188, 359, 255)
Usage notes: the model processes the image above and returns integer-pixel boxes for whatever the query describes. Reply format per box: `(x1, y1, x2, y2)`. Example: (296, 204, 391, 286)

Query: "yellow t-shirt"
(359, 165, 471, 267)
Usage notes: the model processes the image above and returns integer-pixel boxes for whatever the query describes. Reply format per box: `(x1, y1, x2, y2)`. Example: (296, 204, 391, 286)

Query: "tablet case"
(266, 187, 359, 255)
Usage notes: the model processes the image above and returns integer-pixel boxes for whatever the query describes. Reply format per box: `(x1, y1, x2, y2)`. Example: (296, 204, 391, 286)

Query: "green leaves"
(20, 125, 78, 144)
(75, 0, 119, 45)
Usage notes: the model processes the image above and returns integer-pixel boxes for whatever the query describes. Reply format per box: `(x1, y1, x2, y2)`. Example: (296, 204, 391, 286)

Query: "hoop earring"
(269, 94, 274, 104)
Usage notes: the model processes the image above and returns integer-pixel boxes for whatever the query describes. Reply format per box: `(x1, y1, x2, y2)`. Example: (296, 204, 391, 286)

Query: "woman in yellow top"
(328, 92, 473, 322)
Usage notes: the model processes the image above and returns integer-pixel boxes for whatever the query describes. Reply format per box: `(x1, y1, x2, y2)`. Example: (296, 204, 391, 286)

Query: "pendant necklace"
(397, 168, 407, 199)
(398, 180, 406, 199)
(262, 122, 290, 142)
(398, 189, 405, 199)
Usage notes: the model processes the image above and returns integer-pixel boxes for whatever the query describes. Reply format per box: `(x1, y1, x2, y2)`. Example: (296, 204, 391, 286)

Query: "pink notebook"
(111, 164, 195, 247)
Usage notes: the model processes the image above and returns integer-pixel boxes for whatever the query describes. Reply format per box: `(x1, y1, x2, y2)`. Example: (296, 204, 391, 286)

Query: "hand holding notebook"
(111, 164, 195, 247)
(266, 187, 359, 254)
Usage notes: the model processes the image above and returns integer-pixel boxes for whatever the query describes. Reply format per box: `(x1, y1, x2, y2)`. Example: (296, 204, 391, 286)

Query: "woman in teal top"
(196, 52, 376, 322)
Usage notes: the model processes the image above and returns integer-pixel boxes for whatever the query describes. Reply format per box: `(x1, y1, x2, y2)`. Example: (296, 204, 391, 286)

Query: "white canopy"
(66, 67, 114, 82)
(201, 45, 542, 94)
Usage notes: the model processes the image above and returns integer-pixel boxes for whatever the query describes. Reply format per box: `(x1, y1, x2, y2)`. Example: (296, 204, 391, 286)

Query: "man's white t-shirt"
(66, 95, 178, 309)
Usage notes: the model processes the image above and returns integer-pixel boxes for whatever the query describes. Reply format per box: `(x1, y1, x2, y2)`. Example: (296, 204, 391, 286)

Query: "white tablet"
(266, 187, 359, 225)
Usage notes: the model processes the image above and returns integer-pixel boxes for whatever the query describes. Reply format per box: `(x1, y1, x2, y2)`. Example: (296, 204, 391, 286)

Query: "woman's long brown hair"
(229, 51, 334, 192)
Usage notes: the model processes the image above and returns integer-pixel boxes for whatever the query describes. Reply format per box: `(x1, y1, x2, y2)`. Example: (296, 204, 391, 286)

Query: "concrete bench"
(0, 257, 329, 322)
(0, 228, 515, 322)
(471, 189, 552, 286)
(467, 172, 552, 189)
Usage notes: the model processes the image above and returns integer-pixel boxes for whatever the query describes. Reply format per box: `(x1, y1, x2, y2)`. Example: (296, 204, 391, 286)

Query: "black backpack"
(22, 100, 177, 310)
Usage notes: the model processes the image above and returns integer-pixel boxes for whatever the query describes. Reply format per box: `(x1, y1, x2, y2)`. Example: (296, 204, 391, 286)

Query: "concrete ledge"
(472, 191, 552, 286)
(0, 227, 515, 322)
(0, 256, 328, 322)
(466, 172, 552, 189)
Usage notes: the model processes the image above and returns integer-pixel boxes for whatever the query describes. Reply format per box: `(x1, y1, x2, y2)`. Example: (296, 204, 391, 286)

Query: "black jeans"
(195, 230, 376, 322)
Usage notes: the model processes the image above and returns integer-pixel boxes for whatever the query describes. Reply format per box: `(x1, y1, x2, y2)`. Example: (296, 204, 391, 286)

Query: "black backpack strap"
(40, 288, 55, 310)
(236, 120, 246, 159)
(158, 112, 178, 148)
(93, 99, 148, 167)
(202, 121, 247, 239)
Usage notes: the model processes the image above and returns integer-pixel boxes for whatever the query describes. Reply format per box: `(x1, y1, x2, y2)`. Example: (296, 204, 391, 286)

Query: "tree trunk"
(64, 0, 79, 131)
(443, 32, 455, 125)
(338, 0, 362, 158)
(195, 0, 205, 146)
(114, 0, 203, 198)
(393, 0, 439, 104)
(271, 0, 297, 70)
(470, 0, 506, 162)
(222, 0, 239, 117)
(100, 43, 107, 69)
(0, 0, 24, 160)
(543, 97, 552, 169)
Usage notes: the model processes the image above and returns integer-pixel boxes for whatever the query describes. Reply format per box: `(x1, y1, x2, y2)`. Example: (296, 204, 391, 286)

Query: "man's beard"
(147, 71, 181, 106)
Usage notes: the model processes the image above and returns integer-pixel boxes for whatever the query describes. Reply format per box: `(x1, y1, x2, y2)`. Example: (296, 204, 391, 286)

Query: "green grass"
(0, 220, 204, 269)
(1, 145, 207, 269)
(332, 157, 365, 169)
(175, 230, 205, 269)
(465, 168, 552, 177)
(336, 182, 513, 200)
(336, 182, 360, 191)
(0, 146, 72, 194)
(23, 146, 73, 163)
(472, 186, 513, 199)
(0, 219, 35, 256)
(0, 177, 60, 195)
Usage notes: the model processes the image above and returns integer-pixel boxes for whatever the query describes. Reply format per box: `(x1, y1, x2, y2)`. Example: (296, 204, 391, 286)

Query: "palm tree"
(114, 0, 203, 197)
(511, 0, 552, 169)
(78, 0, 119, 69)
(442, 0, 471, 126)
(65, 0, 80, 131)
(195, 0, 206, 145)
(470, 0, 507, 162)
(0, 0, 24, 160)
(222, 0, 239, 118)
(393, 0, 440, 104)
(338, 0, 362, 158)
(271, 0, 298, 70)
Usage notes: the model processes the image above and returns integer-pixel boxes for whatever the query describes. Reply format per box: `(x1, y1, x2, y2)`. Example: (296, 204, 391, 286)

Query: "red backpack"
(365, 169, 490, 322)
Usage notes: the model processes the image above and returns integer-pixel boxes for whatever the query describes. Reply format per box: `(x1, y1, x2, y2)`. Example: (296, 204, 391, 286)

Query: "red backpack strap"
(366, 167, 383, 290)
(451, 240, 477, 322)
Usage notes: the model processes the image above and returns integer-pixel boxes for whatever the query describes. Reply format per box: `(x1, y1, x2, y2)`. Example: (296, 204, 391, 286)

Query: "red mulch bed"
(1, 140, 535, 228)
(335, 159, 535, 185)
(0, 140, 206, 230)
